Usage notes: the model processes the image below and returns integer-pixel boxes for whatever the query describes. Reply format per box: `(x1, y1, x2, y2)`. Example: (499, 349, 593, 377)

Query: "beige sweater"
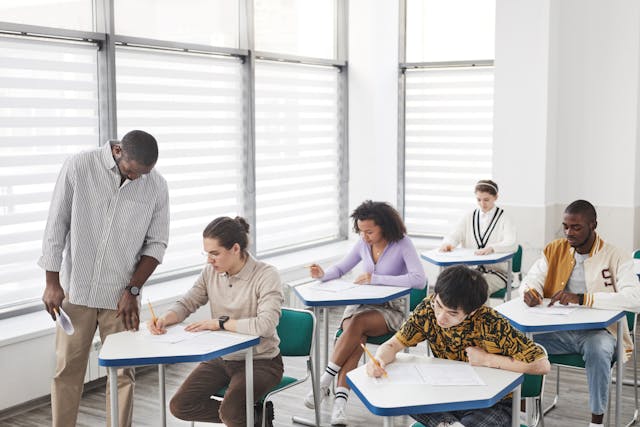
(168, 254, 284, 360)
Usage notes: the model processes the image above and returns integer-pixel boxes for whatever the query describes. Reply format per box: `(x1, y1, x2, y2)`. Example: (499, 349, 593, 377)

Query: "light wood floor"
(2, 306, 639, 427)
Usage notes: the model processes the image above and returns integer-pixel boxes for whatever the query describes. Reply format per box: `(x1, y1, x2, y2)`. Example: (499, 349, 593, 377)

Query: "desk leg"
(323, 307, 329, 373)
(108, 367, 118, 427)
(616, 318, 624, 427)
(383, 416, 393, 427)
(158, 364, 166, 427)
(525, 332, 533, 426)
(246, 349, 254, 427)
(506, 259, 513, 301)
(512, 384, 521, 427)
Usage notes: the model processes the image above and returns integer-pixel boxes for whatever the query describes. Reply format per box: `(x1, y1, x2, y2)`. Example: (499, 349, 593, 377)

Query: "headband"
(476, 181, 498, 193)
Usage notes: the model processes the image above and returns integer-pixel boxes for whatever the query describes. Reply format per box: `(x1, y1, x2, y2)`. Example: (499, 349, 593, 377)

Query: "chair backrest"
(626, 311, 637, 333)
(409, 281, 429, 311)
(633, 249, 640, 259)
(277, 307, 315, 357)
(512, 244, 523, 273)
(521, 343, 548, 398)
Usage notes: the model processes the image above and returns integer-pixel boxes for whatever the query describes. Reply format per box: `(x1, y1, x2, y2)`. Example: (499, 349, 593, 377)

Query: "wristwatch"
(218, 315, 230, 330)
(125, 285, 141, 296)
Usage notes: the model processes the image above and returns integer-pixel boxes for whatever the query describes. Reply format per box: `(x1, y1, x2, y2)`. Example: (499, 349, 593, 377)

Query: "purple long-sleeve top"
(322, 236, 426, 289)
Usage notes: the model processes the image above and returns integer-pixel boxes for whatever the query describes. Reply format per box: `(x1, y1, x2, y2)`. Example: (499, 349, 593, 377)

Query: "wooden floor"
(2, 306, 639, 427)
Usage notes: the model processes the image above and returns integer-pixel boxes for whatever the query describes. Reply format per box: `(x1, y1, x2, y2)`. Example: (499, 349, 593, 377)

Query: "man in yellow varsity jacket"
(521, 199, 640, 427)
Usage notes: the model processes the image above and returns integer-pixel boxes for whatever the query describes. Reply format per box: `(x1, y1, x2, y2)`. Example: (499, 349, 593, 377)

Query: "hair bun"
(234, 216, 250, 233)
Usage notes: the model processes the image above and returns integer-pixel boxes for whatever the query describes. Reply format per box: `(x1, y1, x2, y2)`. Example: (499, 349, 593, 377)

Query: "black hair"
(475, 179, 499, 196)
(564, 199, 597, 223)
(121, 130, 159, 167)
(203, 216, 250, 257)
(351, 200, 406, 242)
(433, 265, 487, 314)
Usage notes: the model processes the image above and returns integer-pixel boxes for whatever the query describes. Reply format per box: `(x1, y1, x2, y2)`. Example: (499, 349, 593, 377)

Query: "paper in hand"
(55, 307, 75, 335)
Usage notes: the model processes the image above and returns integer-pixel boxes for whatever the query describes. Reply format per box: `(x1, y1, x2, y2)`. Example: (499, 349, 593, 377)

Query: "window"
(116, 47, 244, 274)
(401, 0, 495, 236)
(0, 36, 99, 310)
(0, 0, 93, 31)
(255, 61, 342, 253)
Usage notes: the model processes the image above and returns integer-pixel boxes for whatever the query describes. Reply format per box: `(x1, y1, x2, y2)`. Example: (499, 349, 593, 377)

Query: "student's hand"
(365, 358, 387, 378)
(548, 290, 579, 306)
(42, 278, 65, 321)
(465, 346, 490, 367)
(354, 272, 372, 285)
(523, 288, 543, 307)
(475, 247, 494, 255)
(116, 292, 140, 331)
(309, 264, 324, 279)
(439, 243, 454, 252)
(185, 319, 219, 332)
(147, 317, 168, 335)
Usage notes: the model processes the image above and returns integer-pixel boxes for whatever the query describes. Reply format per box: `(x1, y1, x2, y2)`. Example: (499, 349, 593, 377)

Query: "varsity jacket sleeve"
(520, 254, 547, 298)
(589, 258, 640, 311)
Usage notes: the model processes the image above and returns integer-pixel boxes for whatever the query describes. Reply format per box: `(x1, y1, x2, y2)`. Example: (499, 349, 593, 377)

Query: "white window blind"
(0, 36, 99, 309)
(403, 66, 494, 236)
(116, 48, 244, 274)
(255, 61, 341, 254)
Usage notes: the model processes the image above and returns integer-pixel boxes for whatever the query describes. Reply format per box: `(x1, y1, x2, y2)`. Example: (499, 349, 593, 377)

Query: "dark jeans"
(170, 354, 283, 427)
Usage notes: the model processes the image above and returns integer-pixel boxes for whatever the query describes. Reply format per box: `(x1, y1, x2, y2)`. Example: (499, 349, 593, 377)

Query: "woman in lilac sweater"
(303, 200, 426, 425)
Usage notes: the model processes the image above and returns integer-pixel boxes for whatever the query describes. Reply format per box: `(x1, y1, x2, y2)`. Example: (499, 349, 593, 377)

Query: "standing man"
(39, 130, 170, 427)
(521, 199, 640, 427)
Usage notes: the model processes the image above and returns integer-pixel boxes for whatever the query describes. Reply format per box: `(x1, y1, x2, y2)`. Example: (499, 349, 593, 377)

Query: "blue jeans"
(534, 329, 616, 415)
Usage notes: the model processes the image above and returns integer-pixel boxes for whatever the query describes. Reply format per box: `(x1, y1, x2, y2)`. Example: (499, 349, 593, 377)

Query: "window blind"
(0, 36, 99, 308)
(116, 47, 244, 274)
(403, 66, 494, 236)
(255, 61, 342, 254)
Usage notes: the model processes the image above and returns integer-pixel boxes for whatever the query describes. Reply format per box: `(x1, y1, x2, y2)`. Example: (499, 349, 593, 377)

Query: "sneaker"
(303, 385, 330, 409)
(331, 403, 348, 426)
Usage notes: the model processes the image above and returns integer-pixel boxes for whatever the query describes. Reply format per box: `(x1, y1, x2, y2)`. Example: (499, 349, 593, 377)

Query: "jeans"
(534, 329, 616, 415)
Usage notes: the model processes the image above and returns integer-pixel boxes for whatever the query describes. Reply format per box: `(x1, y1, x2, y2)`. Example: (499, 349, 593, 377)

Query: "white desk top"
(495, 298, 625, 333)
(346, 353, 523, 417)
(421, 248, 515, 267)
(98, 328, 259, 367)
(293, 281, 411, 307)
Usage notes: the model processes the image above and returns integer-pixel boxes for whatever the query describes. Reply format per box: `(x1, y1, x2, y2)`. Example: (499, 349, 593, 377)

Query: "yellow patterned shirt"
(396, 296, 544, 364)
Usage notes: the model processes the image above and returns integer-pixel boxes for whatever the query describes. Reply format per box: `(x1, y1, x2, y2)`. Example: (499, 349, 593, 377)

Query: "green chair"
(194, 308, 319, 427)
(490, 244, 523, 301)
(334, 282, 429, 346)
(544, 312, 638, 427)
(633, 249, 640, 259)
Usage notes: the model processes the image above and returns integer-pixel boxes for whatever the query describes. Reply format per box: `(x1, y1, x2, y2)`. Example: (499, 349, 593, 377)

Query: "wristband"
(578, 293, 584, 305)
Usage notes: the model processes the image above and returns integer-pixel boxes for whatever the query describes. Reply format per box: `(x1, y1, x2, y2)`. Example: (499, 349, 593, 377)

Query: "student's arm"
(166, 268, 211, 323)
(520, 254, 547, 304)
(440, 214, 466, 251)
(231, 267, 283, 336)
(589, 254, 640, 311)
(321, 241, 364, 281)
(370, 238, 427, 289)
(486, 214, 517, 254)
(367, 336, 406, 377)
(147, 310, 179, 334)
(466, 347, 550, 374)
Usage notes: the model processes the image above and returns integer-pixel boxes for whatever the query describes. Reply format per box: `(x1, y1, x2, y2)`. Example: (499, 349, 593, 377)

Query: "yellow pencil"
(360, 343, 388, 377)
(147, 300, 158, 326)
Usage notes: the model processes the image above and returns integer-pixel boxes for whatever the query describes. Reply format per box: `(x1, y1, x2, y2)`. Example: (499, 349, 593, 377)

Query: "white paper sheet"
(308, 279, 359, 293)
(374, 363, 485, 386)
(55, 307, 75, 335)
(525, 299, 579, 316)
(143, 324, 212, 344)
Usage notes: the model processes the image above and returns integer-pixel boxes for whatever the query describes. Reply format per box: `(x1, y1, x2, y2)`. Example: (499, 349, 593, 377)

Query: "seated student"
(367, 265, 550, 427)
(440, 179, 517, 296)
(521, 199, 640, 427)
(304, 200, 426, 425)
(147, 216, 283, 427)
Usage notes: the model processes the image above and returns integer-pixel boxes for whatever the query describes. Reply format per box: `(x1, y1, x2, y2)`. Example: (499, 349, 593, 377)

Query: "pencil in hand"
(360, 343, 388, 378)
(527, 288, 543, 305)
(147, 299, 158, 326)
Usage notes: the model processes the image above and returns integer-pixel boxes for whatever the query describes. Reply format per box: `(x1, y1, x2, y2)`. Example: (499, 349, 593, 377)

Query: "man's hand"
(116, 292, 140, 331)
(475, 247, 495, 255)
(184, 319, 219, 332)
(548, 290, 579, 306)
(465, 346, 490, 367)
(439, 243, 454, 252)
(523, 288, 543, 307)
(365, 357, 387, 378)
(42, 272, 65, 321)
(147, 317, 168, 335)
(354, 272, 372, 285)
(309, 264, 324, 279)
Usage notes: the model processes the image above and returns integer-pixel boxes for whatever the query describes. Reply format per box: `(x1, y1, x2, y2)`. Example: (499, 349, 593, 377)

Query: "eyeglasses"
(430, 297, 467, 322)
(201, 251, 218, 260)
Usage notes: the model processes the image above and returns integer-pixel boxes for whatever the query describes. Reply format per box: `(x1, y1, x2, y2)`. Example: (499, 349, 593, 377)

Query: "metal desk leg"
(512, 384, 521, 427)
(246, 348, 254, 427)
(383, 416, 393, 427)
(323, 307, 329, 373)
(506, 259, 513, 301)
(158, 364, 166, 426)
(109, 367, 118, 427)
(616, 318, 624, 427)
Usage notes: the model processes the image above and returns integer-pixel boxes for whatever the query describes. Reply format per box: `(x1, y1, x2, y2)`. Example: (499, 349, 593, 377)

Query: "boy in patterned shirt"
(367, 265, 550, 427)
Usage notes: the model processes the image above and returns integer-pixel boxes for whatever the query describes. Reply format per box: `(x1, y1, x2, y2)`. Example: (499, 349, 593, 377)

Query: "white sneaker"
(303, 385, 329, 409)
(331, 403, 348, 426)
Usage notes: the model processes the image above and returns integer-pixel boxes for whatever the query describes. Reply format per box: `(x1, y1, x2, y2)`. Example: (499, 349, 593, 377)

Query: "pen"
(147, 300, 158, 326)
(360, 343, 388, 377)
(304, 264, 316, 269)
(527, 288, 543, 304)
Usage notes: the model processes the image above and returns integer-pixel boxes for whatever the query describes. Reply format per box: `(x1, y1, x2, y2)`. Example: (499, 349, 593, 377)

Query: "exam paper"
(308, 279, 358, 293)
(375, 363, 485, 386)
(525, 299, 579, 316)
(143, 324, 212, 344)
(56, 307, 75, 335)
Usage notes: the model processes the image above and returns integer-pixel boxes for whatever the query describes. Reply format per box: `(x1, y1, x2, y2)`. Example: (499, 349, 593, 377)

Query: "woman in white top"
(439, 179, 517, 295)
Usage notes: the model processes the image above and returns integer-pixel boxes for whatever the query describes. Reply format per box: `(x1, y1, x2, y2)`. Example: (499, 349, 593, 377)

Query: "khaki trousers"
(51, 300, 135, 427)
